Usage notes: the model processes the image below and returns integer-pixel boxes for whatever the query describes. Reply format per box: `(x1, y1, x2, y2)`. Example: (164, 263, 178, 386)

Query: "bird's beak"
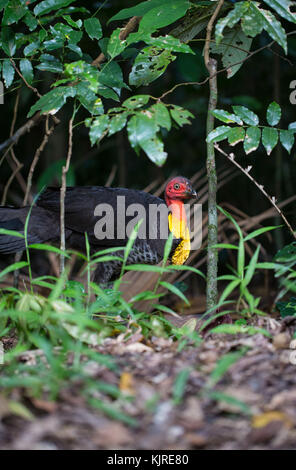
(184, 188, 197, 198)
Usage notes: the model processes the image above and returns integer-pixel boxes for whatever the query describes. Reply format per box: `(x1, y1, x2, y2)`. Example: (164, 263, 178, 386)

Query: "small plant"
(214, 206, 279, 316)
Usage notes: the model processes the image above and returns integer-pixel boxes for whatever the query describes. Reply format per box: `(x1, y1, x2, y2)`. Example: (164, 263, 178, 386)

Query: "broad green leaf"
(288, 122, 296, 132)
(262, 0, 296, 24)
(212, 26, 253, 78)
(212, 109, 243, 125)
(244, 2, 287, 53)
(23, 12, 38, 31)
(43, 38, 64, 51)
(107, 28, 127, 58)
(206, 125, 232, 143)
(24, 41, 40, 56)
(139, 0, 190, 33)
(266, 101, 281, 126)
(127, 112, 156, 148)
(139, 33, 194, 54)
(109, 0, 172, 23)
(99, 62, 128, 91)
(88, 115, 109, 145)
(129, 47, 176, 87)
(108, 113, 128, 136)
(20, 59, 33, 84)
(232, 105, 259, 126)
(0, 0, 9, 11)
(27, 86, 76, 117)
(170, 105, 193, 127)
(76, 81, 104, 115)
(262, 127, 278, 155)
(36, 54, 63, 73)
(280, 129, 294, 153)
(3, 0, 27, 25)
(1, 27, 16, 56)
(139, 135, 167, 166)
(34, 0, 75, 16)
(84, 17, 102, 40)
(2, 59, 15, 88)
(215, 1, 249, 43)
(151, 102, 171, 131)
(243, 126, 261, 154)
(228, 127, 245, 146)
(123, 95, 150, 109)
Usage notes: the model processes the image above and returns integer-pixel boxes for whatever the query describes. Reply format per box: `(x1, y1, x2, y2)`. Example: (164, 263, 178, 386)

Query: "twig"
(158, 30, 296, 101)
(10, 58, 42, 99)
(91, 16, 141, 68)
(60, 117, 73, 274)
(204, 0, 224, 70)
(214, 144, 296, 240)
(23, 116, 56, 206)
(0, 112, 43, 153)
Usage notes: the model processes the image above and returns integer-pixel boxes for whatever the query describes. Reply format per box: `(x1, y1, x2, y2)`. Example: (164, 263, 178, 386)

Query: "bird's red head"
(164, 177, 197, 206)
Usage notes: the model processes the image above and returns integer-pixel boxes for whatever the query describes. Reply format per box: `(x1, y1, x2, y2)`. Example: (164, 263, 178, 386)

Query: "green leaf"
(109, 0, 172, 23)
(75, 81, 104, 115)
(206, 125, 231, 143)
(139, 0, 190, 33)
(34, 0, 76, 16)
(88, 115, 109, 145)
(138, 33, 194, 54)
(172, 368, 191, 404)
(244, 226, 279, 242)
(159, 281, 189, 305)
(1, 27, 16, 56)
(99, 62, 128, 91)
(243, 126, 261, 154)
(170, 105, 193, 127)
(266, 101, 281, 126)
(288, 122, 296, 132)
(228, 127, 245, 146)
(0, 0, 9, 11)
(36, 54, 63, 73)
(24, 41, 40, 56)
(215, 1, 249, 43)
(262, 127, 278, 155)
(107, 27, 127, 58)
(127, 112, 167, 165)
(43, 38, 64, 51)
(212, 109, 243, 125)
(23, 12, 38, 31)
(123, 95, 150, 109)
(108, 113, 128, 136)
(27, 86, 76, 117)
(280, 129, 294, 153)
(2, 0, 27, 25)
(151, 102, 171, 131)
(208, 350, 246, 387)
(262, 0, 296, 24)
(232, 105, 259, 126)
(244, 2, 287, 53)
(0, 262, 29, 280)
(20, 59, 33, 84)
(129, 47, 176, 87)
(244, 245, 260, 287)
(2, 59, 15, 88)
(210, 324, 271, 338)
(84, 17, 102, 40)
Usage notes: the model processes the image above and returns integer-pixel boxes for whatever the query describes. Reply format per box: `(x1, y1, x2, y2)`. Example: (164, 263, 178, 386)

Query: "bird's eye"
(174, 183, 180, 190)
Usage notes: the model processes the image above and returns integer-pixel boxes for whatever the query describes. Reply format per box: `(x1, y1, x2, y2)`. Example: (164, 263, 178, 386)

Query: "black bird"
(0, 177, 197, 284)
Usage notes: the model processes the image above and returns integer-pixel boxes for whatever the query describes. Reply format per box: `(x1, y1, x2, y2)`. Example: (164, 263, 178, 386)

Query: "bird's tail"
(0, 206, 58, 254)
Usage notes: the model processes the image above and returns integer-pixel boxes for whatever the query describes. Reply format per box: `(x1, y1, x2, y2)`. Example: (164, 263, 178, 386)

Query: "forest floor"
(1, 310, 296, 450)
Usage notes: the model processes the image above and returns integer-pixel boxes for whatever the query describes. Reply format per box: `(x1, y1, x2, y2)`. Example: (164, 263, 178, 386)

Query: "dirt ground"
(1, 312, 296, 450)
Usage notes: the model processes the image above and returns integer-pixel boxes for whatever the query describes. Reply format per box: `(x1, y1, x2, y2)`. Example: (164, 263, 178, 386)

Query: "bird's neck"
(165, 197, 191, 265)
(165, 197, 188, 240)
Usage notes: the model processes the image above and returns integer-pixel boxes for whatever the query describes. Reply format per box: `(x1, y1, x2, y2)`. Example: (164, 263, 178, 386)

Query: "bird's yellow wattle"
(168, 212, 191, 265)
